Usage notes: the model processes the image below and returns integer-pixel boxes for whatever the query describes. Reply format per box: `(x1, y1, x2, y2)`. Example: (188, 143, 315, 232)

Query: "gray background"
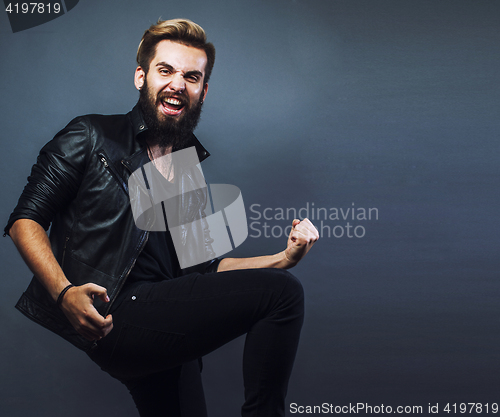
(1, 0, 499, 416)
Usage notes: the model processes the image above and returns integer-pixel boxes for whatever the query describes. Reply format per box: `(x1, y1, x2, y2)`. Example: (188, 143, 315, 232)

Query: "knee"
(263, 268, 304, 313)
(282, 270, 304, 302)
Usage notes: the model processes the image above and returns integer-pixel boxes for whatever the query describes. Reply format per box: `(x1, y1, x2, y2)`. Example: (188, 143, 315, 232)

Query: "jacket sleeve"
(4, 117, 91, 235)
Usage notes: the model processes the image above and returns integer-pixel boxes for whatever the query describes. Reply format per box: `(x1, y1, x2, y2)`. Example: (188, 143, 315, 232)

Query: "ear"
(201, 83, 209, 102)
(134, 67, 146, 91)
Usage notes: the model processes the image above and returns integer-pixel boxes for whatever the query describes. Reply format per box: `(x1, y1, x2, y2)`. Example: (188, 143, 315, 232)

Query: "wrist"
(56, 284, 74, 307)
(279, 250, 297, 269)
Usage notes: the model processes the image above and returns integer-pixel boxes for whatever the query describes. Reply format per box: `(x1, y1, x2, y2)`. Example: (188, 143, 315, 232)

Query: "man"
(5, 18, 319, 417)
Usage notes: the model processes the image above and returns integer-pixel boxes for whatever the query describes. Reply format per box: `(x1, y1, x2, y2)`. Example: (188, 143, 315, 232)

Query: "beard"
(138, 79, 204, 150)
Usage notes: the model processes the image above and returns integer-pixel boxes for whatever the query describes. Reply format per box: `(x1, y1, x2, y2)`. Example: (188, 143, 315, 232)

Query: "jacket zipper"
(98, 152, 129, 193)
(104, 230, 149, 315)
(104, 160, 150, 315)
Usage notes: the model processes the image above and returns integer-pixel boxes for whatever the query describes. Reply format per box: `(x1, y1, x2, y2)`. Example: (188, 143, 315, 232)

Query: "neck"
(147, 142, 173, 160)
(146, 142, 175, 182)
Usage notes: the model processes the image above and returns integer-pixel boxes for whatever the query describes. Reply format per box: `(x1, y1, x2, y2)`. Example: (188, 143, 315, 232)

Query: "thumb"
(87, 283, 110, 303)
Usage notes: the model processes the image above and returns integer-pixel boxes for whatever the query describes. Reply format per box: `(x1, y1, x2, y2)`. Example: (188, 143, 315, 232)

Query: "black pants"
(88, 268, 304, 417)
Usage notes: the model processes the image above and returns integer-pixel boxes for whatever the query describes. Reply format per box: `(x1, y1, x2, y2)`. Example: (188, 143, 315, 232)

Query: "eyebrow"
(156, 62, 203, 79)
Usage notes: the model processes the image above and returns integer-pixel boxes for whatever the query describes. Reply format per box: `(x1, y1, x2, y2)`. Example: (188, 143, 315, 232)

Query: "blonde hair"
(137, 18, 216, 83)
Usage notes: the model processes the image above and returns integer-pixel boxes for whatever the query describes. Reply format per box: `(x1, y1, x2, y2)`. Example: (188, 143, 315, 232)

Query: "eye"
(187, 73, 203, 83)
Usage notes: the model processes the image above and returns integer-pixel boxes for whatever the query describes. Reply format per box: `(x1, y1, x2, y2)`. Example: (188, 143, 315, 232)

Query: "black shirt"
(128, 228, 181, 283)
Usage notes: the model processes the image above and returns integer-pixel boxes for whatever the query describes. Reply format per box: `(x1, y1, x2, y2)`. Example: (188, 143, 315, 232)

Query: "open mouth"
(160, 97, 186, 116)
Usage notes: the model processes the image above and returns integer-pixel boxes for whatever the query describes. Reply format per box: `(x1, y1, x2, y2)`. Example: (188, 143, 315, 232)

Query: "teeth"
(164, 98, 182, 106)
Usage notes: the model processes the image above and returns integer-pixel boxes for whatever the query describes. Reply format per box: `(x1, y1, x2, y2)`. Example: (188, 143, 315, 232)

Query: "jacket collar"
(129, 103, 211, 164)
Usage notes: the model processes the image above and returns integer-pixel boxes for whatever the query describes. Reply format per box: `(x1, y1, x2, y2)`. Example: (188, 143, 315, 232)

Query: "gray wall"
(1, 1, 499, 416)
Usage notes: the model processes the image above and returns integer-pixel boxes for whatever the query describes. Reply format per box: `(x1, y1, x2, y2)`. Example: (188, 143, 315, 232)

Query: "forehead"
(150, 40, 207, 75)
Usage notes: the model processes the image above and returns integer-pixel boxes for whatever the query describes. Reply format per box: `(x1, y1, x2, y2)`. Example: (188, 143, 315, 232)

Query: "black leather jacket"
(5, 105, 220, 352)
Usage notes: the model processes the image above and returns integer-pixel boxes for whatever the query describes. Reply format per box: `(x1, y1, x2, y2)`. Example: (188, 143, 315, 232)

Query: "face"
(135, 40, 209, 147)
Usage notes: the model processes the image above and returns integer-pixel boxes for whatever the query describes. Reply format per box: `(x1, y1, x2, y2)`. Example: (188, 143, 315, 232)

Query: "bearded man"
(5, 18, 319, 417)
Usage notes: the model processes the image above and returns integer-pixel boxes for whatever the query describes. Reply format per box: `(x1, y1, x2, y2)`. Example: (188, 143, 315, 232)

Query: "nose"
(167, 72, 186, 93)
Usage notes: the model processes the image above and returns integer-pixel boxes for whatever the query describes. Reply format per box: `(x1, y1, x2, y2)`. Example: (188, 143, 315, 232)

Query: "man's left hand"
(284, 218, 319, 268)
